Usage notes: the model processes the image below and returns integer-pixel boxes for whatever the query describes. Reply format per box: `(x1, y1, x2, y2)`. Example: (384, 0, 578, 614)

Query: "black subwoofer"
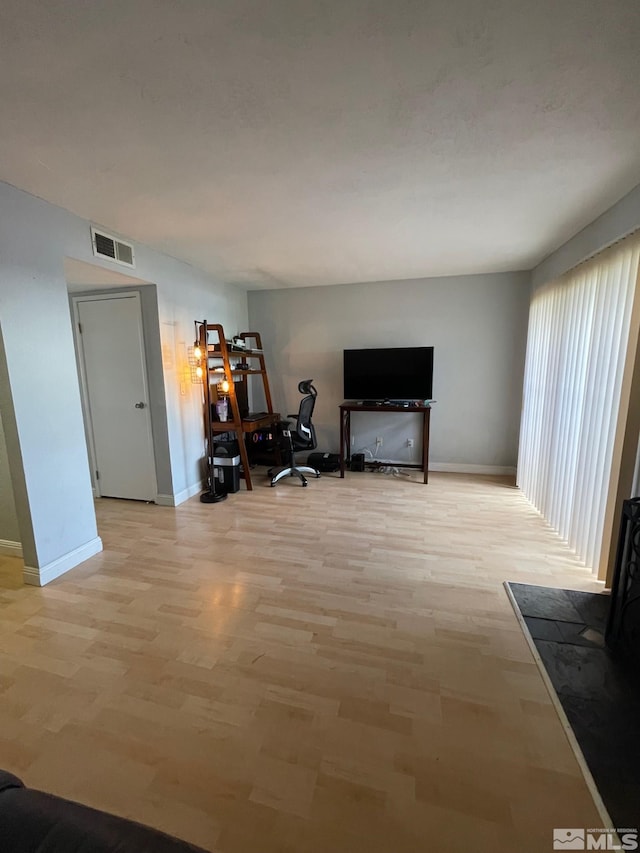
(307, 452, 340, 472)
(350, 453, 365, 472)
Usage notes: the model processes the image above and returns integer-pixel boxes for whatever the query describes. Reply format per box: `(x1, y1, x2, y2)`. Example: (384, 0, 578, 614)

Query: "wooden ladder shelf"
(197, 323, 280, 491)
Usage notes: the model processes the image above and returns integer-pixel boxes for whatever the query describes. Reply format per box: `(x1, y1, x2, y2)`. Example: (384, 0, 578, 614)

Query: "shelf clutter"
(194, 322, 280, 492)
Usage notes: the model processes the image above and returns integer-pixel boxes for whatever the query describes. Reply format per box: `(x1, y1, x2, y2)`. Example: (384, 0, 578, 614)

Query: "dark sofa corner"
(0, 769, 211, 852)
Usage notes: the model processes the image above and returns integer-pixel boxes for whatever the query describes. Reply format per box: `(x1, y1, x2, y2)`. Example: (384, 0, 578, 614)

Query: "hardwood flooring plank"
(0, 472, 606, 851)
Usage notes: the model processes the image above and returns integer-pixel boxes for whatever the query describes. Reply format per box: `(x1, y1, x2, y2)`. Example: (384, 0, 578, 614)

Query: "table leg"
(339, 409, 349, 478)
(422, 409, 430, 484)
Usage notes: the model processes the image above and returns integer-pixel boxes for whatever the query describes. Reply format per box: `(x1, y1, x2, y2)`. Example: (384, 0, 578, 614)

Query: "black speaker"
(307, 452, 340, 472)
(350, 453, 365, 472)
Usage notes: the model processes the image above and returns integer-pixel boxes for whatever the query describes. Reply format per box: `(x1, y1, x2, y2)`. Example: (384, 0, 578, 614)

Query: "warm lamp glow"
(193, 344, 202, 360)
(220, 379, 230, 394)
(196, 365, 203, 379)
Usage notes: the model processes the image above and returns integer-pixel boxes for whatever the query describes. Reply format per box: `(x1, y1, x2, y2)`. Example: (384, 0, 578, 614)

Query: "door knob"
(134, 402, 146, 409)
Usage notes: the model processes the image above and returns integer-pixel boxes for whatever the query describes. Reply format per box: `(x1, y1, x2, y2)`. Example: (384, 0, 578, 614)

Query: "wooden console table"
(339, 402, 431, 484)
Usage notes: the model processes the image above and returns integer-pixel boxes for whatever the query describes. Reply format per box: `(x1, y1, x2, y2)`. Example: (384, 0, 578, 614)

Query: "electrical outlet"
(375, 436, 383, 446)
(407, 438, 414, 448)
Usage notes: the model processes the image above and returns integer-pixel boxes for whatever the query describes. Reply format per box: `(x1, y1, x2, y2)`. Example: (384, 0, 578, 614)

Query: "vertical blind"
(517, 239, 640, 570)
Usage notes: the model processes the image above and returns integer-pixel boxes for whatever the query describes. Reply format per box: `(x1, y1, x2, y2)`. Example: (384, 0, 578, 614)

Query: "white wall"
(0, 195, 100, 583)
(249, 272, 531, 472)
(0, 410, 20, 549)
(153, 273, 246, 501)
(533, 183, 640, 288)
(67, 278, 248, 505)
(0, 180, 247, 583)
(64, 250, 247, 504)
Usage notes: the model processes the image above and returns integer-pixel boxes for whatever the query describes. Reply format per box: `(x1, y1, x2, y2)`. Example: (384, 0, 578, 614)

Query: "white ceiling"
(2, 0, 640, 289)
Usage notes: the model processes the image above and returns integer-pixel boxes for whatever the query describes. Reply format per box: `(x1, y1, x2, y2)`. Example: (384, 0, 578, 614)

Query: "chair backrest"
(293, 380, 317, 450)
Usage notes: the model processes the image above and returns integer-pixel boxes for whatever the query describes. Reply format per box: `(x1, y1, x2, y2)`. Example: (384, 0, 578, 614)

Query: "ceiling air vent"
(90, 227, 135, 268)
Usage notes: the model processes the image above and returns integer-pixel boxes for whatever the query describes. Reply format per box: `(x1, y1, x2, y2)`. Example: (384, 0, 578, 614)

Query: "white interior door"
(75, 293, 157, 501)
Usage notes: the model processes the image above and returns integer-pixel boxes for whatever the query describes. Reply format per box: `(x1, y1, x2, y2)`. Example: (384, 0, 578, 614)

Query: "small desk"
(210, 412, 280, 436)
(339, 402, 431, 484)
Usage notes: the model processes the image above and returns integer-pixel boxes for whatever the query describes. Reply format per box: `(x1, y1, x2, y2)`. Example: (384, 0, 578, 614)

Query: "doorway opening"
(66, 257, 172, 507)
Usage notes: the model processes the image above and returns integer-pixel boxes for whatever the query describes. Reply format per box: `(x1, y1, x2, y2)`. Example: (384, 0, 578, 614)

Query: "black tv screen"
(343, 346, 434, 401)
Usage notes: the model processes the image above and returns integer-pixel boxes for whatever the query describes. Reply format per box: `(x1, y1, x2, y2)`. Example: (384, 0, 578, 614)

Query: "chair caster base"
(269, 465, 319, 487)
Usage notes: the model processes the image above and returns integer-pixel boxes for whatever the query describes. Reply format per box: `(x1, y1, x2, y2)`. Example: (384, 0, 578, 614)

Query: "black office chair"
(269, 380, 321, 487)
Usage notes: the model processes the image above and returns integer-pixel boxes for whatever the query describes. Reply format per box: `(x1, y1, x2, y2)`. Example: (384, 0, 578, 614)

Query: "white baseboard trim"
(0, 539, 23, 558)
(23, 536, 103, 587)
(156, 481, 203, 507)
(429, 463, 517, 476)
(155, 494, 175, 507)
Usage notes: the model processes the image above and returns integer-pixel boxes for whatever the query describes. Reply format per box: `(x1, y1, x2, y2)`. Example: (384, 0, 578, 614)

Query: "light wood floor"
(0, 471, 604, 852)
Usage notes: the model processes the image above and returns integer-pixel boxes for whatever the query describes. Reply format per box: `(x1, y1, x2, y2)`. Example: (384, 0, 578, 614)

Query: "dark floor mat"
(506, 581, 640, 829)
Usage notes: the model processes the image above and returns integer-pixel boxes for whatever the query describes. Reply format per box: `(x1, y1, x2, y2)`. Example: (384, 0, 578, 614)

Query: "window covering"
(517, 240, 640, 570)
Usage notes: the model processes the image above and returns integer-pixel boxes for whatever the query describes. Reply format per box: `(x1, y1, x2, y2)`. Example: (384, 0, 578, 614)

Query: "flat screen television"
(343, 346, 434, 401)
